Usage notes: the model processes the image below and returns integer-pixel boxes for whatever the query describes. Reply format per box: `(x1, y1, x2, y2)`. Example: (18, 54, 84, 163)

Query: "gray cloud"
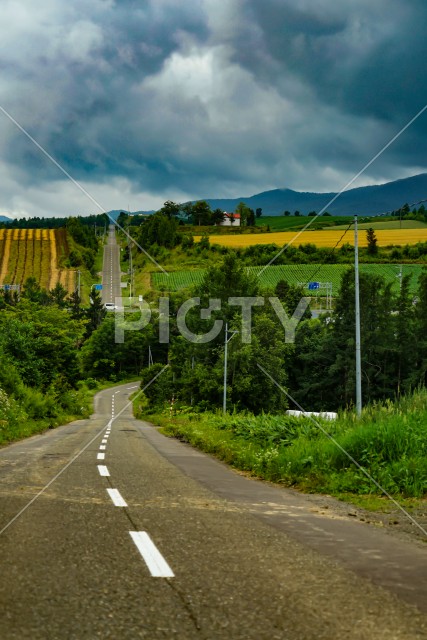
(0, 0, 426, 217)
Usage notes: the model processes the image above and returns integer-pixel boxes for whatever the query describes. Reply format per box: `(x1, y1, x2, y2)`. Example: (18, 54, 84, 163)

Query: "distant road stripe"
(97, 453, 105, 460)
(98, 465, 110, 477)
(99, 445, 106, 450)
(102, 438, 108, 443)
(129, 532, 174, 578)
(107, 488, 127, 507)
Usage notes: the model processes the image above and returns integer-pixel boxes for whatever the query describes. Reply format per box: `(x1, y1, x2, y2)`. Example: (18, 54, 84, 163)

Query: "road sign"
(308, 282, 320, 290)
(93, 284, 103, 291)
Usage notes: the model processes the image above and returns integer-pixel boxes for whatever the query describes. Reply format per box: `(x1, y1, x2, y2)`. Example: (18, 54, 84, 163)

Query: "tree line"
(1, 254, 426, 425)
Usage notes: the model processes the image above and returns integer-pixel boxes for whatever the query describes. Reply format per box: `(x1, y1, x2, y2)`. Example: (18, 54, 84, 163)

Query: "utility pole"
(223, 322, 238, 414)
(397, 265, 403, 291)
(77, 270, 81, 299)
(354, 215, 362, 416)
(127, 220, 133, 303)
(190, 356, 195, 406)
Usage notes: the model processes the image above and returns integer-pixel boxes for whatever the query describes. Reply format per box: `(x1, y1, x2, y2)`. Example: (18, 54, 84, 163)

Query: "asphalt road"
(101, 224, 121, 306)
(0, 383, 426, 639)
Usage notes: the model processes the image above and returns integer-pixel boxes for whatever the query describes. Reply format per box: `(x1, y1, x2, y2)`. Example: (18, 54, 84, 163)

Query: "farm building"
(220, 213, 241, 227)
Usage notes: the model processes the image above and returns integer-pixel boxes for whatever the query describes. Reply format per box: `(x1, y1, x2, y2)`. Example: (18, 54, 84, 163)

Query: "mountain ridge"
(200, 173, 427, 216)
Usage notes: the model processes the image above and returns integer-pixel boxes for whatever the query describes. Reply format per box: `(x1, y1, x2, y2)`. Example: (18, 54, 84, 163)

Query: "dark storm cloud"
(1, 0, 427, 217)
(237, 1, 427, 158)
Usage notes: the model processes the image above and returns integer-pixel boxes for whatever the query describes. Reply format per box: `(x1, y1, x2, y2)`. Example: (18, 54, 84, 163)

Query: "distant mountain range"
(201, 173, 427, 216)
(3, 174, 427, 221)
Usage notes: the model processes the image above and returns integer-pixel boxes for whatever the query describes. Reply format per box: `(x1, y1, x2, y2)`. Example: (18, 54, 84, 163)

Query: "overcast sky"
(1, 0, 427, 218)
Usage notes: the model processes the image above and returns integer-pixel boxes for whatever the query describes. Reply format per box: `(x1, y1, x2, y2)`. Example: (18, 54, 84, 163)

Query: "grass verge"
(144, 390, 427, 504)
(0, 378, 138, 447)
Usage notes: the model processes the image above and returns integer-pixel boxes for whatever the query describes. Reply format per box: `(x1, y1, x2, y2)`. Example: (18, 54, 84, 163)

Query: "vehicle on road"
(104, 302, 117, 311)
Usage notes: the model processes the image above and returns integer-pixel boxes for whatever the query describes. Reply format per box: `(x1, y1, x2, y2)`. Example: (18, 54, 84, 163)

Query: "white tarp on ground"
(286, 409, 337, 421)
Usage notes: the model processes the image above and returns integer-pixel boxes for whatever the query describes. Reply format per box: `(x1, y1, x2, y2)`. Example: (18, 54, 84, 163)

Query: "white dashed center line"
(129, 532, 174, 578)
(97, 452, 105, 460)
(107, 488, 128, 507)
(102, 438, 108, 443)
(97, 465, 110, 477)
(99, 445, 106, 450)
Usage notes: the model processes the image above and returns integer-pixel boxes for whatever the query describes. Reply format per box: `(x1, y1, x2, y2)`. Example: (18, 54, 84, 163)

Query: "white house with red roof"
(219, 212, 241, 226)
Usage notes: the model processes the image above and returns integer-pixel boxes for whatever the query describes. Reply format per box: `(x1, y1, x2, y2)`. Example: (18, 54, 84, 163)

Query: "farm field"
(329, 220, 427, 230)
(255, 215, 350, 231)
(152, 263, 425, 294)
(196, 228, 427, 248)
(0, 228, 76, 292)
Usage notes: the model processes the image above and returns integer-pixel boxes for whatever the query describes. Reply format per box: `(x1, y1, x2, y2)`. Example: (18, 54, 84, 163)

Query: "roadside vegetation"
(2, 204, 427, 508)
(0, 214, 113, 445)
(146, 388, 427, 500)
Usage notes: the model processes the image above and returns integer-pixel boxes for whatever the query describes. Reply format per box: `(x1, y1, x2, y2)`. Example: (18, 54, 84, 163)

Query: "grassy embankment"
(142, 390, 427, 509)
(0, 380, 96, 446)
(0, 377, 140, 447)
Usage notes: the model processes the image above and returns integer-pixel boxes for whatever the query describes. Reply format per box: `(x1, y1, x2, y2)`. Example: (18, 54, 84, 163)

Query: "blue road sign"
(308, 282, 320, 290)
(94, 284, 103, 291)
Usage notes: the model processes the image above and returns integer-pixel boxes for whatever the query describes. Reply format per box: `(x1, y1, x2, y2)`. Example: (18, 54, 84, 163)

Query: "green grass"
(149, 389, 427, 499)
(329, 220, 427, 230)
(0, 378, 138, 447)
(152, 263, 425, 294)
(255, 215, 351, 231)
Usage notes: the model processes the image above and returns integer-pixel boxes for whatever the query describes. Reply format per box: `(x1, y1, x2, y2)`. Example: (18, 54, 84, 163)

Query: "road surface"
(0, 383, 426, 639)
(101, 224, 122, 306)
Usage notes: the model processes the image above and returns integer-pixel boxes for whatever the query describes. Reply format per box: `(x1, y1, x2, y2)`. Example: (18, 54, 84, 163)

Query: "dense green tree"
(0, 303, 84, 389)
(274, 279, 311, 320)
(246, 208, 256, 226)
(393, 275, 416, 394)
(411, 269, 427, 388)
(49, 282, 68, 308)
(138, 212, 179, 248)
(212, 208, 225, 225)
(86, 289, 106, 336)
(366, 228, 378, 256)
(80, 315, 156, 379)
(159, 201, 181, 219)
(235, 202, 253, 226)
(192, 201, 212, 226)
(68, 290, 84, 320)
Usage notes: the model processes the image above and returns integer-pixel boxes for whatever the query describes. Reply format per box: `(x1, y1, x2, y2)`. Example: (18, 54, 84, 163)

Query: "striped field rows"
(152, 263, 426, 295)
(0, 228, 75, 292)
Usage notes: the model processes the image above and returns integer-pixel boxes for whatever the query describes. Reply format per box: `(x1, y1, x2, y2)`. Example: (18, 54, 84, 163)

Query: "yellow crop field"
(0, 228, 76, 292)
(197, 229, 427, 249)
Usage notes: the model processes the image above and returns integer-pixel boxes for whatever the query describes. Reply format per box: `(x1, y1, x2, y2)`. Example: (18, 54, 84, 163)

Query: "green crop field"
(329, 220, 427, 230)
(255, 215, 351, 231)
(152, 263, 425, 295)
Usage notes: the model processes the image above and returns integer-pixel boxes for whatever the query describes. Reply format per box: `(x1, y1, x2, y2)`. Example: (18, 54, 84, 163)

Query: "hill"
(0, 215, 11, 223)
(202, 173, 427, 216)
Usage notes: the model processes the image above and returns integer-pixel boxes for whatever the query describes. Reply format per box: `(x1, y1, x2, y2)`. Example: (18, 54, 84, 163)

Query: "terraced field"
(152, 263, 425, 295)
(196, 228, 427, 248)
(0, 228, 75, 292)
